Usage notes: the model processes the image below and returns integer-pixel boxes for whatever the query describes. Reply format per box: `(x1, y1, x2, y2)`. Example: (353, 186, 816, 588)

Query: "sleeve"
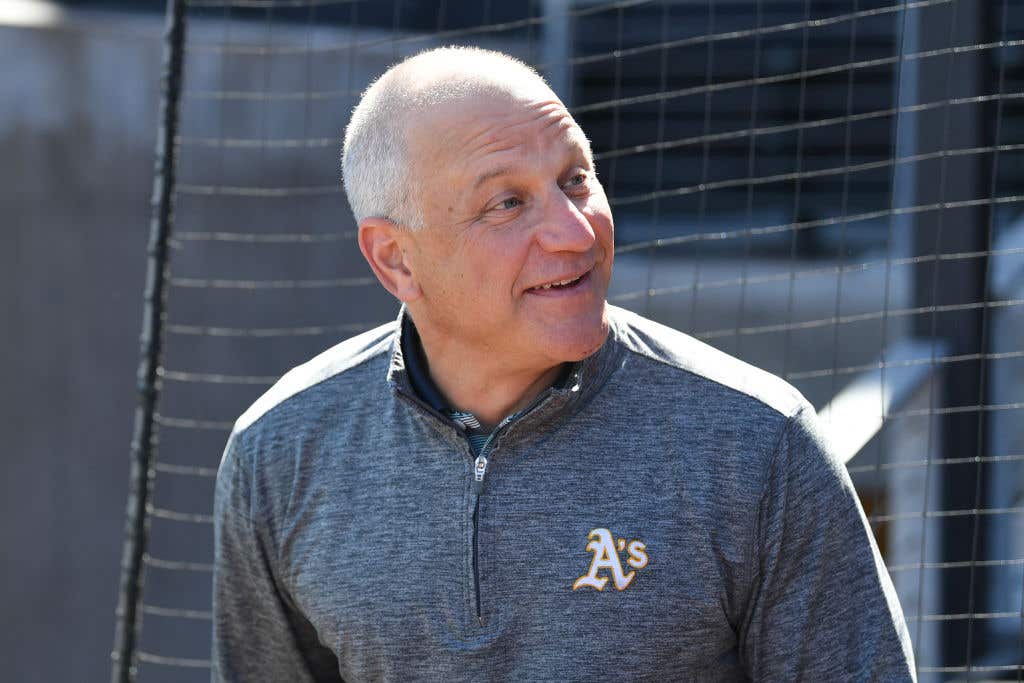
(211, 430, 345, 683)
(738, 403, 917, 681)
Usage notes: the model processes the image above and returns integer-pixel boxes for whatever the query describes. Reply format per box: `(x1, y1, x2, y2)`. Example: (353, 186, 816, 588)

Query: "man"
(212, 46, 915, 681)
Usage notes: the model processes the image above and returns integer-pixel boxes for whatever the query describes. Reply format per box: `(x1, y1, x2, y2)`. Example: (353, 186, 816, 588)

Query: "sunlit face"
(400, 92, 615, 371)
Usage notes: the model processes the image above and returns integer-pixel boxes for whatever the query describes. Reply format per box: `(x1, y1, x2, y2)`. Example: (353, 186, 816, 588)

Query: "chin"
(544, 304, 610, 363)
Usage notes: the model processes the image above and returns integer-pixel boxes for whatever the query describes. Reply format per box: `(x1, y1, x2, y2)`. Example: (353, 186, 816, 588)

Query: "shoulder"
(233, 319, 397, 436)
(216, 319, 396, 507)
(214, 320, 397, 535)
(606, 304, 809, 420)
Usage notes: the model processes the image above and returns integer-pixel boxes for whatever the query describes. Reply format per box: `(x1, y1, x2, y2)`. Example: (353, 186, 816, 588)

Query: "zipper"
(468, 385, 560, 626)
(393, 387, 496, 625)
(469, 418, 508, 625)
(394, 373, 578, 628)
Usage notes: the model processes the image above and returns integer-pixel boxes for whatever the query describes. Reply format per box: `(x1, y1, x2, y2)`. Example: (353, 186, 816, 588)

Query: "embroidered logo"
(572, 527, 649, 591)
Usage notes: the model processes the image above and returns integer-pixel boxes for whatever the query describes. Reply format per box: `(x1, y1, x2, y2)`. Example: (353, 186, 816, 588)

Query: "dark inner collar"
(400, 313, 449, 413)
(399, 313, 575, 415)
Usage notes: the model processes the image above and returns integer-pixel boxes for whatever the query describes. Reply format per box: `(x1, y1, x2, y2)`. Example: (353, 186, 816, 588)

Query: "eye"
(480, 194, 524, 221)
(563, 171, 590, 194)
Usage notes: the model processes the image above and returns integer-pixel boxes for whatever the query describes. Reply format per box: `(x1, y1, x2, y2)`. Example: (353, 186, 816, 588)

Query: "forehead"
(408, 95, 591, 182)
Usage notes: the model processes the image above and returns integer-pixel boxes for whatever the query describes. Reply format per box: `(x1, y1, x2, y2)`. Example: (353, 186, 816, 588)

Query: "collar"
(399, 313, 576, 415)
(399, 313, 450, 414)
(386, 304, 625, 434)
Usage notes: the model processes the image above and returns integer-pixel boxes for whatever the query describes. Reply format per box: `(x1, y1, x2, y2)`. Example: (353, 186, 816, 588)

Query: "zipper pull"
(472, 454, 488, 495)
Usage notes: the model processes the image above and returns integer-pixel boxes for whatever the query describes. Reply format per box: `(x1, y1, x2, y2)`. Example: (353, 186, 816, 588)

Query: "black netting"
(113, 2, 1024, 680)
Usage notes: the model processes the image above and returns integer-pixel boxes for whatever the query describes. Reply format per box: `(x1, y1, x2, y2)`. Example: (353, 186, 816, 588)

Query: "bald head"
(342, 46, 584, 230)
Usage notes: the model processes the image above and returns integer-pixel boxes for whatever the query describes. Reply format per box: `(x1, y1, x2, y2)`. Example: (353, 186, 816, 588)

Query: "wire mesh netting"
(113, 0, 1024, 680)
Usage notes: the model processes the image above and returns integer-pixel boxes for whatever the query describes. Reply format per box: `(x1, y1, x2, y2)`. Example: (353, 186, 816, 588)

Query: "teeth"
(532, 274, 581, 291)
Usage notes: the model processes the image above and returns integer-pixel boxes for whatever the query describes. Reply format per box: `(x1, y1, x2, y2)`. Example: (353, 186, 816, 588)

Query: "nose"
(534, 190, 596, 254)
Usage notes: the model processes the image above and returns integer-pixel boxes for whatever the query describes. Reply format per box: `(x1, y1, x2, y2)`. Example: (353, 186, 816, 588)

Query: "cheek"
(583, 197, 615, 246)
(487, 226, 533, 266)
(414, 243, 465, 303)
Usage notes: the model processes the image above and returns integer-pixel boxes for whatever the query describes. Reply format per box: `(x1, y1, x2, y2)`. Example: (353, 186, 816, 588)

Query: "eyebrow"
(472, 166, 514, 191)
(470, 136, 593, 192)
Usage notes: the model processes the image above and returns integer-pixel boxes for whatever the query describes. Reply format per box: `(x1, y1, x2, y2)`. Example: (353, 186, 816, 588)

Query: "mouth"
(526, 268, 591, 296)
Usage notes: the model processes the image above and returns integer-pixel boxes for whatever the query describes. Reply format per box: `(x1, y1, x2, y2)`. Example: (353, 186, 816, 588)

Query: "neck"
(410, 320, 565, 432)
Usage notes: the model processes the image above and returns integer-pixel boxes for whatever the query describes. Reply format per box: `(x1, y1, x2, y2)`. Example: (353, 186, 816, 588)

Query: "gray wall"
(1, 12, 161, 683)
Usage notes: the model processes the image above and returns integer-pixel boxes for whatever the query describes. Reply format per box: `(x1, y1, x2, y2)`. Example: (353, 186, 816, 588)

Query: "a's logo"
(572, 527, 649, 591)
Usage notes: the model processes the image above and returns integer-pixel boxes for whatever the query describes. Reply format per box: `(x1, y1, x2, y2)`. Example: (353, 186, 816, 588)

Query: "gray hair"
(341, 46, 562, 231)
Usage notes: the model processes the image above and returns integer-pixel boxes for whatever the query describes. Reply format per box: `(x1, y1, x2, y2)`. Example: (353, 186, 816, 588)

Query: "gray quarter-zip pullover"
(211, 304, 915, 682)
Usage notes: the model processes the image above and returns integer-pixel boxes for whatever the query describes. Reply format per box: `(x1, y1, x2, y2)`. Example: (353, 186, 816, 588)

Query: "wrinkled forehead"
(406, 92, 592, 175)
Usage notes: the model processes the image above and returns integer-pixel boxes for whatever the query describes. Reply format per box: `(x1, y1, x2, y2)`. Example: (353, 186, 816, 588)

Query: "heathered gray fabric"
(211, 304, 916, 682)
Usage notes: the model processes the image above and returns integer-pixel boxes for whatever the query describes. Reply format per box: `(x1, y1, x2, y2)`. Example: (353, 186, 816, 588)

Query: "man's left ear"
(356, 217, 423, 302)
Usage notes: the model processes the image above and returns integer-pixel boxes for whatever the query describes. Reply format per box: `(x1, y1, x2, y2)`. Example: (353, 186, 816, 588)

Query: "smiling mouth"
(527, 269, 590, 293)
